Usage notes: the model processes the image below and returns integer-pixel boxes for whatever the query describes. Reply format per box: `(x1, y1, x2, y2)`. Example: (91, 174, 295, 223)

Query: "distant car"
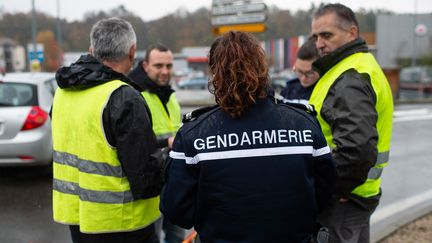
(0, 72, 57, 166)
(399, 66, 432, 93)
(270, 69, 296, 94)
(177, 77, 209, 90)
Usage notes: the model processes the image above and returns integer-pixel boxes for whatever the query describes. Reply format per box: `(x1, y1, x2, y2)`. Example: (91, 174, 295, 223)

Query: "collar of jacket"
(128, 60, 174, 105)
(312, 38, 369, 77)
(55, 54, 133, 90)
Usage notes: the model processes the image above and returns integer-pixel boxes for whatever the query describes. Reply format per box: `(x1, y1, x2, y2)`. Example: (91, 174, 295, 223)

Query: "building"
(180, 46, 210, 74)
(0, 37, 26, 73)
(62, 52, 86, 67)
(377, 13, 432, 69)
(261, 36, 307, 73)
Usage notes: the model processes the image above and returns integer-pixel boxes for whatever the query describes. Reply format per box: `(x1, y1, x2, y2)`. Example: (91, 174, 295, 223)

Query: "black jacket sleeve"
(312, 126, 337, 213)
(103, 85, 163, 199)
(321, 70, 378, 197)
(160, 132, 198, 229)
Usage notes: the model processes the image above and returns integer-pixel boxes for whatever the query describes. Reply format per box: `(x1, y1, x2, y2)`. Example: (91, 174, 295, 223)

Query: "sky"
(1, 0, 432, 22)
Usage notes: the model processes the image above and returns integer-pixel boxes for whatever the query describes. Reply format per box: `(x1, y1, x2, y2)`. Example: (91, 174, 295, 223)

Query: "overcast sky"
(2, 0, 431, 22)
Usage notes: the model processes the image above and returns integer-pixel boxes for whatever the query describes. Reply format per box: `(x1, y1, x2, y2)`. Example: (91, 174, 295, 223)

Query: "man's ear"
(88, 47, 93, 55)
(349, 25, 359, 39)
(129, 44, 136, 62)
(142, 59, 149, 72)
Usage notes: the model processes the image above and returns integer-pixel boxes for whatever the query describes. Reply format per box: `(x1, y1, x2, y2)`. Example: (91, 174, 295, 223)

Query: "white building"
(0, 37, 26, 72)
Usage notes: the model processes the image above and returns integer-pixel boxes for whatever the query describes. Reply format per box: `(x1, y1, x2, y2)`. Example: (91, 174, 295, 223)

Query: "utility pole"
(56, 0, 62, 66)
(31, 0, 37, 61)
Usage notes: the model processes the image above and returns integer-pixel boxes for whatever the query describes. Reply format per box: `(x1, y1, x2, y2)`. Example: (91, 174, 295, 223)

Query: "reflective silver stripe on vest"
(376, 151, 389, 165)
(53, 151, 124, 178)
(367, 167, 383, 180)
(53, 179, 134, 204)
(367, 151, 389, 179)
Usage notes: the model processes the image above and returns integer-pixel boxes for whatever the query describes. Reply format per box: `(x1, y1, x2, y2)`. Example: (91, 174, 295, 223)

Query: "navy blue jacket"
(280, 78, 315, 105)
(160, 98, 336, 243)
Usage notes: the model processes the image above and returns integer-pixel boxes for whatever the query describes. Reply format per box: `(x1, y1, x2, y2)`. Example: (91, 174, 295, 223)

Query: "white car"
(0, 72, 57, 166)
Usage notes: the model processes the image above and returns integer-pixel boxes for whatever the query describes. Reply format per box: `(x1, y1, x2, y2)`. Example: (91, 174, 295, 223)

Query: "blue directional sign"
(28, 51, 44, 63)
(27, 43, 44, 63)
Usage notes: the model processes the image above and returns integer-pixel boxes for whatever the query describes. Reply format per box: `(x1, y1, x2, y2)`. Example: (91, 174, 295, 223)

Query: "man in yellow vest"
(309, 4, 393, 242)
(129, 44, 183, 243)
(51, 17, 163, 243)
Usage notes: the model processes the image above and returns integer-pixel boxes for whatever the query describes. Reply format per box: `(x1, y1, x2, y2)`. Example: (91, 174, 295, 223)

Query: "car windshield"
(0, 83, 38, 107)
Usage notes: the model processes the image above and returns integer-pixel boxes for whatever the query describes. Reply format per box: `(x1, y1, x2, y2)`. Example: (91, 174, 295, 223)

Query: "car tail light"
(19, 155, 34, 161)
(21, 106, 48, 131)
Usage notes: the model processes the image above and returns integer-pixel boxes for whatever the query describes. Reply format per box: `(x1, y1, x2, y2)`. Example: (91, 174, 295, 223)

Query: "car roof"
(0, 72, 55, 84)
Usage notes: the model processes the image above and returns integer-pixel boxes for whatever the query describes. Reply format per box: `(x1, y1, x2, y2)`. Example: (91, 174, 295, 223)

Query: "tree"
(0, 4, 383, 54)
(37, 30, 61, 71)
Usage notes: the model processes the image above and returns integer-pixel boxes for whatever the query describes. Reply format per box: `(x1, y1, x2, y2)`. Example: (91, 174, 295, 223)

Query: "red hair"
(208, 31, 269, 118)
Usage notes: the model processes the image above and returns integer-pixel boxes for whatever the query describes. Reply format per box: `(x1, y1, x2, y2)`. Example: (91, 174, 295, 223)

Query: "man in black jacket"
(129, 44, 184, 243)
(309, 4, 394, 243)
(52, 17, 163, 243)
(129, 44, 180, 152)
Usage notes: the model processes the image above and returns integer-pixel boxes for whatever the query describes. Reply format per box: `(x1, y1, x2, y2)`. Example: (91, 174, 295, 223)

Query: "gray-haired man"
(51, 17, 163, 243)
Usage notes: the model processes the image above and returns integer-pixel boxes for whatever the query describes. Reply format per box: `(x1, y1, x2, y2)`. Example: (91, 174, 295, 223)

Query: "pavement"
(370, 104, 432, 242)
(371, 189, 432, 242)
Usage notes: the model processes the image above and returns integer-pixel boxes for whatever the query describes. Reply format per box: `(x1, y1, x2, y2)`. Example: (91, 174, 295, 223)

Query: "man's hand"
(168, 136, 175, 149)
(339, 197, 349, 203)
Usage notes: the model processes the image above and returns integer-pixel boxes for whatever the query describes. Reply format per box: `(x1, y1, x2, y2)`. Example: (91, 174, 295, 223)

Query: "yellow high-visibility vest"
(52, 80, 160, 233)
(309, 52, 393, 198)
(142, 91, 181, 138)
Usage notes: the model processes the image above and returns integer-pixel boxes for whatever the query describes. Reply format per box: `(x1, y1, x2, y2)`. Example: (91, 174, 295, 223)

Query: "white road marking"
(393, 108, 430, 117)
(393, 108, 432, 123)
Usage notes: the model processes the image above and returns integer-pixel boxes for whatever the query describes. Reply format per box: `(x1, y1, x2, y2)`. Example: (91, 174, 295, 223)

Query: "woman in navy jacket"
(160, 31, 336, 243)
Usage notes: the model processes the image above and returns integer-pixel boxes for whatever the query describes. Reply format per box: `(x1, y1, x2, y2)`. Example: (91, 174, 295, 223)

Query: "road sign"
(211, 0, 266, 34)
(415, 24, 428, 37)
(212, 3, 266, 16)
(211, 13, 266, 26)
(28, 51, 44, 61)
(212, 23, 266, 35)
(212, 0, 239, 5)
(27, 43, 44, 63)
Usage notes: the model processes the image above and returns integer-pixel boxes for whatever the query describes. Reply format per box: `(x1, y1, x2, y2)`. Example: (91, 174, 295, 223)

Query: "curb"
(370, 189, 432, 242)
